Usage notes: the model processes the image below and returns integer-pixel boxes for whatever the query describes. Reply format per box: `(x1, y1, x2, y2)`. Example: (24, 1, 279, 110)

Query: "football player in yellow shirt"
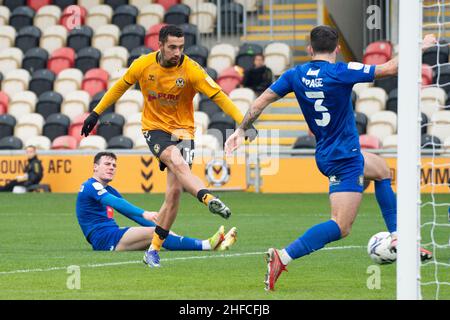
(81, 25, 257, 267)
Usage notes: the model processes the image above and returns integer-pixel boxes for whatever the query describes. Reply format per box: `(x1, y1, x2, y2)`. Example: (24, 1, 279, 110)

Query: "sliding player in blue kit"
(225, 26, 435, 291)
(76, 152, 237, 253)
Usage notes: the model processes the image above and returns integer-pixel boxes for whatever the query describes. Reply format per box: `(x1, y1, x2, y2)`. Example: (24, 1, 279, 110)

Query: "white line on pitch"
(0, 245, 365, 275)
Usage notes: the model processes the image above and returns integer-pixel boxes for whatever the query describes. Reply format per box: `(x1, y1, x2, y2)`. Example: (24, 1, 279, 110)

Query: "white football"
(367, 231, 397, 264)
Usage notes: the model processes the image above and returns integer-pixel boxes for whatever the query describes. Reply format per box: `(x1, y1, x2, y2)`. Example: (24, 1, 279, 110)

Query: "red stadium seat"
(359, 134, 380, 149)
(156, 0, 181, 11)
(51, 135, 78, 150)
(47, 47, 76, 75)
(422, 64, 433, 86)
(216, 67, 243, 94)
(363, 41, 393, 65)
(0, 91, 9, 114)
(69, 112, 96, 143)
(82, 68, 109, 97)
(27, 0, 52, 12)
(60, 5, 87, 31)
(144, 23, 167, 51)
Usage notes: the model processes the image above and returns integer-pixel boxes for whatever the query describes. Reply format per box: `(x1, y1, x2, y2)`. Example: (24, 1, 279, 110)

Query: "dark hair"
(94, 152, 117, 164)
(310, 25, 339, 54)
(159, 25, 184, 43)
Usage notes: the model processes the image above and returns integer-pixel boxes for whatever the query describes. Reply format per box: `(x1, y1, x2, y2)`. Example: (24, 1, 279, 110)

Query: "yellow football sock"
(202, 193, 215, 205)
(150, 234, 165, 251)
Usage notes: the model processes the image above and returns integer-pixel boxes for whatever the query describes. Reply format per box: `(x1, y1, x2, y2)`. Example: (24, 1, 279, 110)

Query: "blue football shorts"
(317, 153, 365, 194)
(87, 226, 130, 251)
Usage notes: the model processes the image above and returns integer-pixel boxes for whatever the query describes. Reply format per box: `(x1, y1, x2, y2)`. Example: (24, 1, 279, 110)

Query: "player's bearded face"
(94, 157, 116, 183)
(159, 36, 184, 67)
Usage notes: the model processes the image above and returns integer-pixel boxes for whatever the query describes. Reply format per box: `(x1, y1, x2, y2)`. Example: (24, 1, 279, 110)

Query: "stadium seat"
(67, 25, 93, 53)
(421, 112, 429, 135)
(79, 134, 107, 150)
(51, 134, 78, 149)
(182, 0, 205, 9)
(130, 0, 154, 10)
(421, 87, 446, 120)
(107, 67, 127, 88)
(190, 2, 216, 34)
(34, 5, 61, 31)
(36, 91, 63, 119)
(100, 46, 129, 75)
(2, 69, 31, 99)
(133, 135, 148, 150)
(0, 47, 22, 74)
(359, 134, 380, 149)
(104, 0, 128, 10)
(15, 26, 41, 54)
(363, 41, 392, 65)
(219, 2, 243, 35)
(22, 47, 49, 74)
(355, 87, 387, 118)
(144, 23, 167, 51)
(205, 67, 218, 80)
(373, 76, 397, 96)
(352, 82, 372, 97)
(198, 95, 221, 119)
(97, 112, 124, 141)
(164, 4, 190, 25)
(54, 68, 83, 97)
(14, 112, 44, 142)
(137, 4, 165, 31)
(0, 136, 23, 150)
(92, 24, 120, 50)
(207, 43, 236, 75)
(29, 69, 55, 96)
(229, 87, 255, 115)
(386, 88, 398, 113)
(9, 6, 35, 31)
(367, 110, 397, 142)
(354, 111, 368, 135)
(179, 23, 198, 49)
(422, 64, 433, 86)
(75, 47, 101, 73)
(207, 112, 235, 146)
(235, 0, 257, 12)
(236, 43, 264, 71)
(264, 42, 291, 76)
(60, 5, 87, 31)
(292, 135, 316, 149)
(25, 134, 51, 150)
(128, 46, 152, 66)
(86, 5, 113, 30)
(421, 133, 441, 149)
(0, 114, 16, 139)
(47, 47, 75, 75)
(27, 0, 51, 12)
(156, 0, 181, 11)
(382, 134, 397, 149)
(8, 91, 37, 120)
(194, 111, 209, 135)
(61, 90, 90, 122)
(43, 112, 70, 141)
(184, 44, 208, 67)
(69, 112, 95, 143)
(122, 112, 142, 141)
(0, 91, 9, 115)
(422, 39, 449, 66)
(107, 135, 133, 149)
(427, 110, 450, 143)
(444, 136, 450, 153)
(78, 0, 102, 11)
(89, 90, 115, 113)
(216, 67, 243, 94)
(119, 24, 145, 53)
(195, 133, 220, 151)
(40, 25, 68, 54)
(3, 0, 27, 12)
(0, 25, 15, 50)
(82, 68, 109, 97)
(432, 63, 450, 89)
(115, 89, 143, 117)
(112, 4, 138, 30)
(0, 6, 11, 26)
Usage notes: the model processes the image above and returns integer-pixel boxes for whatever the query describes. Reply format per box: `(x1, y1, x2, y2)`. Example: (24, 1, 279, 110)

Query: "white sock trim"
(202, 240, 211, 251)
(279, 249, 293, 265)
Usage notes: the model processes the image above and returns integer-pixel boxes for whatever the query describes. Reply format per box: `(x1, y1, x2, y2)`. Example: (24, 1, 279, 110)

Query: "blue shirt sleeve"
(100, 193, 145, 217)
(269, 68, 295, 97)
(334, 62, 376, 85)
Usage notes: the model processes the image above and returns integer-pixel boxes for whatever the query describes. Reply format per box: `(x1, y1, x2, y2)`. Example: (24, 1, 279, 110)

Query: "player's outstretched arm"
(224, 88, 280, 154)
(374, 34, 437, 79)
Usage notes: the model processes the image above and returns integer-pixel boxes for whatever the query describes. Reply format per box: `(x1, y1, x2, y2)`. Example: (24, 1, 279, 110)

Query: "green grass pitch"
(0, 192, 448, 300)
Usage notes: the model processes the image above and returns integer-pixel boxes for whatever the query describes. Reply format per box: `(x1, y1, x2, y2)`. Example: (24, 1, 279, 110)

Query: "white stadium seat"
(356, 87, 387, 118)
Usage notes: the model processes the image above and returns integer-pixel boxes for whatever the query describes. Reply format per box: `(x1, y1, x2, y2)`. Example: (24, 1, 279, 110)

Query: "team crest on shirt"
(329, 175, 341, 186)
(154, 144, 160, 154)
(358, 175, 364, 186)
(176, 78, 185, 87)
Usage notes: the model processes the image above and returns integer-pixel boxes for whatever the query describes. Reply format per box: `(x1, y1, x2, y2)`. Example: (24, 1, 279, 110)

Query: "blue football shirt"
(270, 60, 375, 164)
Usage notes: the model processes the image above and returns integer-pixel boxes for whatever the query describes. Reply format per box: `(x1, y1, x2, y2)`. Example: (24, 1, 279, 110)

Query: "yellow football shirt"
(122, 52, 221, 139)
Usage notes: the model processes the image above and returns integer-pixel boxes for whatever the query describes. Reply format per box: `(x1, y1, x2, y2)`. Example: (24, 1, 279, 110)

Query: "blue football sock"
(375, 178, 397, 233)
(162, 234, 203, 251)
(285, 220, 341, 260)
